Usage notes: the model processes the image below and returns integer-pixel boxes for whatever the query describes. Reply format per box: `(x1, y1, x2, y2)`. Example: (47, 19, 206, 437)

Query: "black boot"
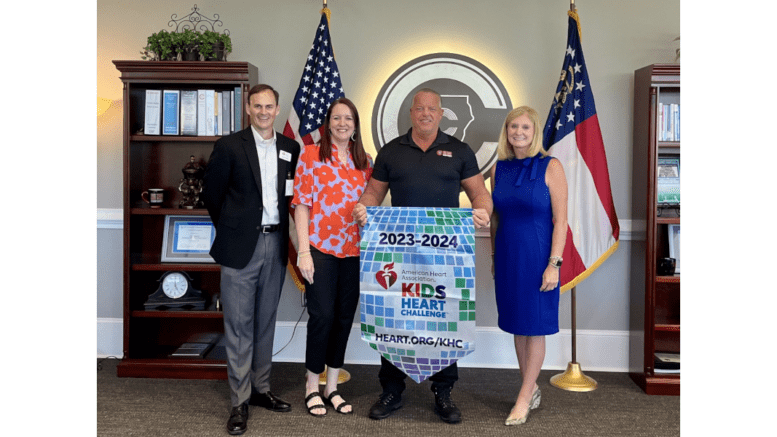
(433, 388, 461, 424)
(368, 392, 402, 420)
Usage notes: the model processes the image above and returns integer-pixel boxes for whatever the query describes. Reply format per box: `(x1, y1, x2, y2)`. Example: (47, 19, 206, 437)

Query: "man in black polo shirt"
(353, 88, 492, 424)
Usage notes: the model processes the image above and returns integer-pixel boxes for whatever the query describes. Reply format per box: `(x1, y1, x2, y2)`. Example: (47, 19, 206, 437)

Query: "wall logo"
(372, 53, 512, 176)
(376, 262, 398, 290)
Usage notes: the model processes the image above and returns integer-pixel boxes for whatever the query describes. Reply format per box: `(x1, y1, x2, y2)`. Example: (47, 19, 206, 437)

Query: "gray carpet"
(97, 359, 679, 436)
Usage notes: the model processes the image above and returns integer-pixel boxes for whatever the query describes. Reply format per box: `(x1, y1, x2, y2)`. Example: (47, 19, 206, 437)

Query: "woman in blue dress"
(489, 106, 567, 425)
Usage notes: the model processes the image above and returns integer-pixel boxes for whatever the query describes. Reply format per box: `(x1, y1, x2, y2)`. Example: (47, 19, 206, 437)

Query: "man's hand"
(461, 174, 492, 229)
(472, 208, 490, 229)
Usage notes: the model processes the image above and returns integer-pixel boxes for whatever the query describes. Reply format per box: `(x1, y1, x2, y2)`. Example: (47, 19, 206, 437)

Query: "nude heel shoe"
(505, 402, 530, 426)
(505, 387, 541, 426)
(530, 387, 541, 410)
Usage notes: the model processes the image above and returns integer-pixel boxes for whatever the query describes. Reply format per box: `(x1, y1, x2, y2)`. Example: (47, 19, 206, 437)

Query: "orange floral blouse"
(292, 143, 373, 257)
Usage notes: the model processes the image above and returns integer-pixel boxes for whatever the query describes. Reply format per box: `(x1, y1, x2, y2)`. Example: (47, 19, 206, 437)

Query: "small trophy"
(178, 156, 205, 209)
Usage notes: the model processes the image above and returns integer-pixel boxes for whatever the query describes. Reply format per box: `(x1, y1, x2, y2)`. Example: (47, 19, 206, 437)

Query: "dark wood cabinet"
(629, 64, 680, 395)
(113, 61, 258, 379)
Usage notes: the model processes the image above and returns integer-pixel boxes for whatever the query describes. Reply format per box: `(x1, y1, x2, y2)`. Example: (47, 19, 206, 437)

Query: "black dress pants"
(379, 356, 458, 395)
(304, 248, 360, 374)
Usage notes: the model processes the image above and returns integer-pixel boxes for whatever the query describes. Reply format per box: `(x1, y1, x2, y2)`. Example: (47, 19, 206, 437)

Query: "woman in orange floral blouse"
(292, 98, 373, 417)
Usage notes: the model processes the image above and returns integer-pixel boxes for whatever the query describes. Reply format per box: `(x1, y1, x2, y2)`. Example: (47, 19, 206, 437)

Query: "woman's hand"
(352, 203, 368, 227)
(298, 254, 314, 285)
(540, 265, 559, 292)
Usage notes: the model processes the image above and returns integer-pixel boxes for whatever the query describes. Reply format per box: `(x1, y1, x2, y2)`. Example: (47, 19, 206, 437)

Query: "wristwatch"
(549, 256, 563, 268)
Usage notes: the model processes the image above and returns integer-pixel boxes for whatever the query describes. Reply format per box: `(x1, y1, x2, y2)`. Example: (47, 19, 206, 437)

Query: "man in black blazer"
(202, 84, 300, 436)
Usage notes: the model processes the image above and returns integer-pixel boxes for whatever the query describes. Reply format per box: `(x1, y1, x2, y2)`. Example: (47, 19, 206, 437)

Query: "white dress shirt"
(251, 126, 279, 226)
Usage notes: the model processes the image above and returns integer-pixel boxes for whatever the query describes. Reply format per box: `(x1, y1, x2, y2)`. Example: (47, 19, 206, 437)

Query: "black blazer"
(202, 127, 300, 270)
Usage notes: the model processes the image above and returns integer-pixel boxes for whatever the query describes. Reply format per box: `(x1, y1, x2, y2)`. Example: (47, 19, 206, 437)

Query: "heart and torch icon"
(375, 262, 398, 290)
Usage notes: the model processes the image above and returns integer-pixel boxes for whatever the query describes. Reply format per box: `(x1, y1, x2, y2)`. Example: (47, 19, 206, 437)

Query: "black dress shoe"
(249, 390, 291, 412)
(368, 392, 402, 420)
(227, 403, 249, 435)
(433, 389, 461, 424)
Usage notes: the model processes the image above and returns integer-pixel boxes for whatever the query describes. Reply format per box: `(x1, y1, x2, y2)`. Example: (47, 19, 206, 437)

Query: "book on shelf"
(144, 90, 161, 135)
(234, 86, 242, 131)
(230, 91, 235, 133)
(205, 90, 215, 136)
(215, 92, 221, 136)
(180, 90, 198, 136)
(654, 352, 680, 373)
(197, 90, 208, 136)
(162, 90, 180, 135)
(658, 103, 680, 141)
(222, 91, 231, 136)
(170, 342, 214, 358)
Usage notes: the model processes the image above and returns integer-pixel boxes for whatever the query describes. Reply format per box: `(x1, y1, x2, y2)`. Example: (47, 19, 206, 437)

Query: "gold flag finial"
(320, 4, 333, 57)
(321, 0, 330, 23)
(568, 5, 582, 40)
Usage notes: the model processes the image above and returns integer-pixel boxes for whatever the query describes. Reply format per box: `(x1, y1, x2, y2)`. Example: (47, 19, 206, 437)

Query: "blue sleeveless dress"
(492, 155, 560, 336)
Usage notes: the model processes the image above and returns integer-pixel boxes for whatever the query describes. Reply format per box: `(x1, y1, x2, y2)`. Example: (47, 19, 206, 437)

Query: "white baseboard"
(98, 319, 630, 372)
(97, 318, 124, 358)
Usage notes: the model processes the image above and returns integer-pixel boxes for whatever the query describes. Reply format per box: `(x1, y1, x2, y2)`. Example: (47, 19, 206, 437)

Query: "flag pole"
(570, 0, 576, 11)
(550, 286, 597, 391)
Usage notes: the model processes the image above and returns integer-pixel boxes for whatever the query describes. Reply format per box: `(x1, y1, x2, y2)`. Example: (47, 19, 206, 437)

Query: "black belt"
(260, 224, 279, 233)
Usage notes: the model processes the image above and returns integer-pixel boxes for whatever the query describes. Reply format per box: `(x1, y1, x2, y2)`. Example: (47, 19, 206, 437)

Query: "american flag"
(542, 10, 620, 292)
(283, 11, 345, 147)
(283, 9, 346, 291)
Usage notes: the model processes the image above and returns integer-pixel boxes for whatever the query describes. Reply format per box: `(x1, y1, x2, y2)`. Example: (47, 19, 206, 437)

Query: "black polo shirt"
(372, 128, 480, 208)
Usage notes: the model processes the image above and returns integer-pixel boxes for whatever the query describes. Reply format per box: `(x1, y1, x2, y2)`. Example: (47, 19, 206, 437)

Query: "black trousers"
(304, 248, 360, 374)
(379, 356, 459, 395)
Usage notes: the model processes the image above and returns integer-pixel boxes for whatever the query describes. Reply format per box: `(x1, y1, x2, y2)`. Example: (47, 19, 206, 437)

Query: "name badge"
(285, 179, 294, 196)
(279, 150, 292, 162)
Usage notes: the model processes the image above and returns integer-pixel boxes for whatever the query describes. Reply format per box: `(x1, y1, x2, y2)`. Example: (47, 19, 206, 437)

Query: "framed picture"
(161, 215, 216, 263)
(667, 224, 680, 274)
(657, 157, 680, 204)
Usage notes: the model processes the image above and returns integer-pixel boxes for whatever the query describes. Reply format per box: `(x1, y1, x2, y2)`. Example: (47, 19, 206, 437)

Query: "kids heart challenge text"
(401, 283, 447, 318)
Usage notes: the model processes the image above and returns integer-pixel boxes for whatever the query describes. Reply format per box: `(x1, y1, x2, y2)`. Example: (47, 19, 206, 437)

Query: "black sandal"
(305, 392, 327, 417)
(324, 390, 353, 415)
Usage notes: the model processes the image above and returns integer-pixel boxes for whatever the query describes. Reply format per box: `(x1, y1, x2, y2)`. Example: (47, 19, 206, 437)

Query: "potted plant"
(198, 30, 232, 61)
(217, 32, 232, 61)
(176, 29, 200, 61)
(141, 29, 175, 61)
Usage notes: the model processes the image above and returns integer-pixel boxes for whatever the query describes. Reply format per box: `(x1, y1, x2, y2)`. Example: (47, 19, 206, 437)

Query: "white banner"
(359, 207, 476, 383)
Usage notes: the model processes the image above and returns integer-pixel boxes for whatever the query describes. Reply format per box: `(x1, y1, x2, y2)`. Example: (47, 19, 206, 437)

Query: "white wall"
(96, 0, 680, 370)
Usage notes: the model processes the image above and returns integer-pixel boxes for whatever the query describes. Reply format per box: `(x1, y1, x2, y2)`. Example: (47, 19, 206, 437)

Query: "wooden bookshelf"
(114, 61, 258, 379)
(629, 64, 680, 396)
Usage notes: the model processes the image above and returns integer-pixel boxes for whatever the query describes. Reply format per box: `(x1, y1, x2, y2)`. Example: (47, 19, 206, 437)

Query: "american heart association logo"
(375, 262, 398, 290)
